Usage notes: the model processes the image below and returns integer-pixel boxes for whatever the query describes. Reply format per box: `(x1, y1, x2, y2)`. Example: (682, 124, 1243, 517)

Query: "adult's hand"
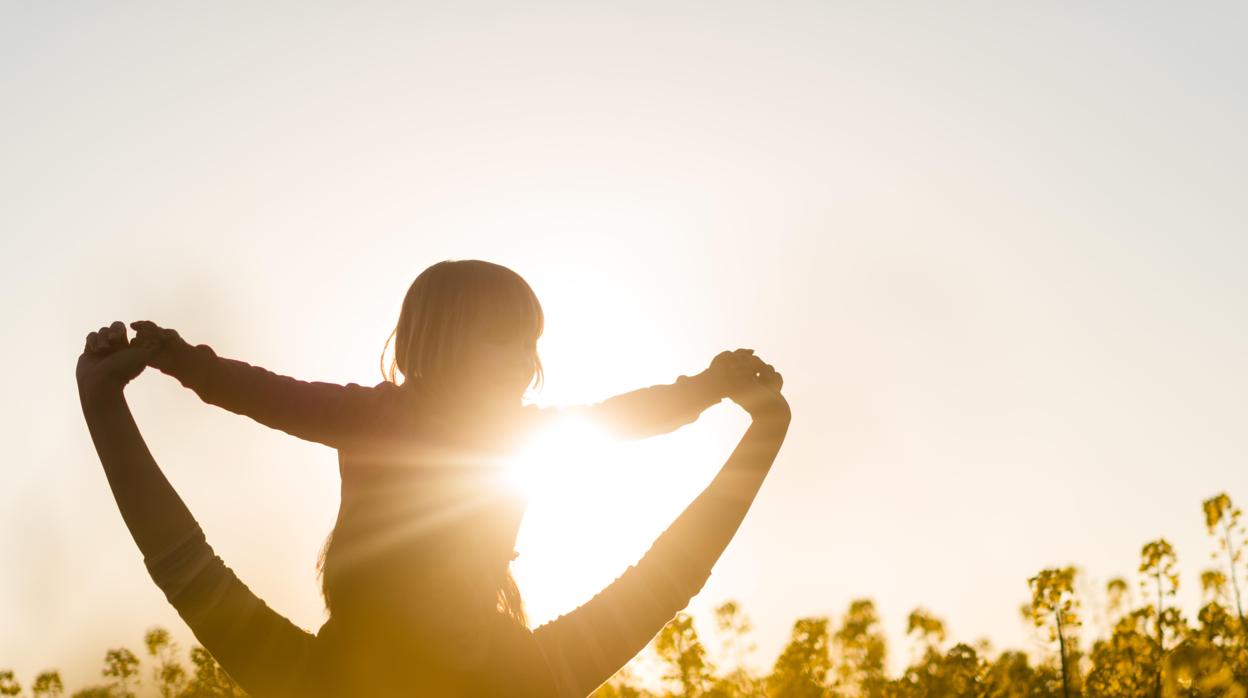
(702, 348, 756, 397)
(77, 321, 152, 398)
(722, 352, 789, 421)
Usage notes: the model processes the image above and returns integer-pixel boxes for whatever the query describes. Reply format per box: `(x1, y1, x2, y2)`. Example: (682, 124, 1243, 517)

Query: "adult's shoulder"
(483, 613, 561, 698)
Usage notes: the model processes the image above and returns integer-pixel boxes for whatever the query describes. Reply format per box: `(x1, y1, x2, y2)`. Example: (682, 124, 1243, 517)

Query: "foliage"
(0, 670, 21, 697)
(832, 600, 886, 697)
(654, 612, 715, 696)
(3, 636, 243, 698)
(1204, 492, 1247, 633)
(143, 627, 186, 698)
(1027, 566, 1081, 697)
(768, 616, 831, 698)
(10, 492, 1248, 696)
(31, 671, 62, 698)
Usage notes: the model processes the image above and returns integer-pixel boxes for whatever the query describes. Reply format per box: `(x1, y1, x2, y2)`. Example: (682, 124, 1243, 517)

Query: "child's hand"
(129, 320, 192, 373)
(77, 321, 153, 396)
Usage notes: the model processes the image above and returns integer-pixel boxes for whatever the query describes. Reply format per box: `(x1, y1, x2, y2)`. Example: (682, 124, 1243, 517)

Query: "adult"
(77, 321, 790, 697)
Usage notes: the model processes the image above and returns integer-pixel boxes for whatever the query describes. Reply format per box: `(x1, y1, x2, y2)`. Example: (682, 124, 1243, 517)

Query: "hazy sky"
(3, 1, 1246, 691)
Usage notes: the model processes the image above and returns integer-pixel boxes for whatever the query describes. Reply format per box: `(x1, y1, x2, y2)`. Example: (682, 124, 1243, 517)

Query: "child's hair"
(318, 259, 546, 631)
(380, 259, 546, 396)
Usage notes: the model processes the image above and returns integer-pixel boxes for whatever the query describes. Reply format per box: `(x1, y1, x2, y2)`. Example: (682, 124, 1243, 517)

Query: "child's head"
(383, 259, 545, 407)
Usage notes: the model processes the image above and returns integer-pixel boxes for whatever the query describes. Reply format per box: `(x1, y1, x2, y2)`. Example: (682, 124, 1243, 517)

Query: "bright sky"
(2, 1, 1247, 691)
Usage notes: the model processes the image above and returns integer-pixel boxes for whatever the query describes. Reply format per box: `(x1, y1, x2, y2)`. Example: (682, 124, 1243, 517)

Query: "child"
(130, 259, 747, 645)
(133, 261, 736, 449)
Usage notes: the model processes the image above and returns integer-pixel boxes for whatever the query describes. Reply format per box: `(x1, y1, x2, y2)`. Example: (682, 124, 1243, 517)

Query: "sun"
(504, 405, 733, 630)
(504, 411, 616, 504)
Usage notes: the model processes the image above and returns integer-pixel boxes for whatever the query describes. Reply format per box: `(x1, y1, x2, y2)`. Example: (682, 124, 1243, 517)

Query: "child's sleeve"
(158, 341, 387, 449)
(548, 371, 724, 441)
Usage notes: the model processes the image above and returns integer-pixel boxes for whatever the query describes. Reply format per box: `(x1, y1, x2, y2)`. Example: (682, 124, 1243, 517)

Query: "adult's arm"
(530, 409, 790, 698)
(80, 386, 317, 698)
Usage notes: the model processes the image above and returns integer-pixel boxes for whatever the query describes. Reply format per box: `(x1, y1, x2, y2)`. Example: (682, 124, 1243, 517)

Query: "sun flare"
(504, 405, 736, 629)
(505, 412, 616, 504)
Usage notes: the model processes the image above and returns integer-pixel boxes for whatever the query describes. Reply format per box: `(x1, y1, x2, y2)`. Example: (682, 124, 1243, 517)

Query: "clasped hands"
(702, 348, 789, 422)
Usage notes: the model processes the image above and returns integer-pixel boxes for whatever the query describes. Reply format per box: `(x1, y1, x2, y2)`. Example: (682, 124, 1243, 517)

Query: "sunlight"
(505, 411, 616, 504)
(506, 405, 736, 631)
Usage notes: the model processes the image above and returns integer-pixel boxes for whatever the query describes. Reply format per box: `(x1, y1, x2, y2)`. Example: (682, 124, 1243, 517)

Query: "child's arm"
(132, 320, 386, 449)
(544, 349, 748, 440)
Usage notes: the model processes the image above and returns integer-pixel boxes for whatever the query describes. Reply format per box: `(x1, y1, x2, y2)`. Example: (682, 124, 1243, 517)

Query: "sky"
(2, 0, 1247, 691)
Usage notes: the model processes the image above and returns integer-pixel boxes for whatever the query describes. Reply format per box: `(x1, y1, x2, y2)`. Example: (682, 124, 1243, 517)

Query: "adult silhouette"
(78, 320, 790, 697)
